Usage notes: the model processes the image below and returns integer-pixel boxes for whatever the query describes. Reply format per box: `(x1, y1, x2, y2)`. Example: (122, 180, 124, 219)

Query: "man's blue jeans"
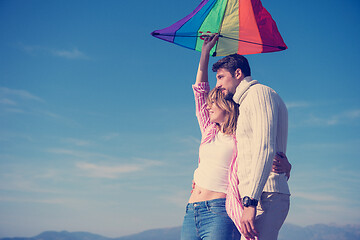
(181, 198, 241, 240)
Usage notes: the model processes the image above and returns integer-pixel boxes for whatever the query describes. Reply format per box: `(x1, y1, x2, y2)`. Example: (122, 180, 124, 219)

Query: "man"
(213, 42, 290, 240)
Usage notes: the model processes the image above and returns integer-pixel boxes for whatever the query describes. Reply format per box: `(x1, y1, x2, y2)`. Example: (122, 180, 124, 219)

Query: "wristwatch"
(242, 196, 258, 207)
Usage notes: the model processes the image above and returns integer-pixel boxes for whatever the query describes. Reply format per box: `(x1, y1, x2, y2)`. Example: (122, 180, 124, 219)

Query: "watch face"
(242, 196, 250, 207)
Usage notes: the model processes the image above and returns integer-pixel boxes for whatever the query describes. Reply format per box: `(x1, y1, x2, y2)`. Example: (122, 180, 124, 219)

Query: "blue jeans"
(181, 198, 241, 240)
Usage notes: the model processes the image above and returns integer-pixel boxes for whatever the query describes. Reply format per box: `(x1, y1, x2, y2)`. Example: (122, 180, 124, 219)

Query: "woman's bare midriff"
(188, 184, 226, 203)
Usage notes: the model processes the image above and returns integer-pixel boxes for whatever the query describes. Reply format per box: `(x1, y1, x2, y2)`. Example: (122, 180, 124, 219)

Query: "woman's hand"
(201, 33, 219, 54)
(272, 152, 292, 180)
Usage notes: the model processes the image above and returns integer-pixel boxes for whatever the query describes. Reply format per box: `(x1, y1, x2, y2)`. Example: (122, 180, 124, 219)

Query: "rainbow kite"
(151, 0, 287, 56)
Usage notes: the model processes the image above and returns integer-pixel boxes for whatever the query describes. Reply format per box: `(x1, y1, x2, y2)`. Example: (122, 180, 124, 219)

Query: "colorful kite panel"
(151, 0, 287, 56)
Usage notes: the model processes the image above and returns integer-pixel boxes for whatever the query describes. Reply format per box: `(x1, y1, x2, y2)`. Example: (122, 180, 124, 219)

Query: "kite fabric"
(151, 0, 287, 56)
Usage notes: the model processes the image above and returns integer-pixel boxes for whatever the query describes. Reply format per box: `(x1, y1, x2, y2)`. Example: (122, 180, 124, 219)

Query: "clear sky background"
(1, 0, 359, 238)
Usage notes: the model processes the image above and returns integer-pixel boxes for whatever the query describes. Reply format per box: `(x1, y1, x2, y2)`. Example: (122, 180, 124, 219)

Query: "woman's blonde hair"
(207, 88, 239, 135)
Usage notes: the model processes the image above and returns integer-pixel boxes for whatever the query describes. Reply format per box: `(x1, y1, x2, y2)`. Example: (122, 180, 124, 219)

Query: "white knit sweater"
(233, 76, 290, 201)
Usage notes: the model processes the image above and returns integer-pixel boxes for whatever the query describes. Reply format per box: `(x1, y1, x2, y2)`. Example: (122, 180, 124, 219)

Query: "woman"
(180, 35, 291, 240)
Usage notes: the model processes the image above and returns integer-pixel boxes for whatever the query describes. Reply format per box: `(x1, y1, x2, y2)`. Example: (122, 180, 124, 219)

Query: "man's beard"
(224, 92, 234, 101)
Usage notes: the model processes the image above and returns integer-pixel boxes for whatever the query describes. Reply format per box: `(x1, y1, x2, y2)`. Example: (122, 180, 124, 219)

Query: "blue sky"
(1, 0, 360, 238)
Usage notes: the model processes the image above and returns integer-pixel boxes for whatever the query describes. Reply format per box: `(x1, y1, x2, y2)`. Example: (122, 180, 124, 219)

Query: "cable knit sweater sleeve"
(233, 77, 284, 201)
(245, 85, 278, 200)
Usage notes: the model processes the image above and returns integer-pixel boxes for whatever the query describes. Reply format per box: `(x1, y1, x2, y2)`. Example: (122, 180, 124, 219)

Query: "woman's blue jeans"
(181, 198, 241, 240)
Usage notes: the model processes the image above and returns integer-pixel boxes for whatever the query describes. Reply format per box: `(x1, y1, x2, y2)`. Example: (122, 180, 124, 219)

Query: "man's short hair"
(212, 54, 251, 77)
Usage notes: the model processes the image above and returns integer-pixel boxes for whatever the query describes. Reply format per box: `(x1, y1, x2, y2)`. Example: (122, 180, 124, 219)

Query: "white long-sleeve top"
(233, 76, 290, 201)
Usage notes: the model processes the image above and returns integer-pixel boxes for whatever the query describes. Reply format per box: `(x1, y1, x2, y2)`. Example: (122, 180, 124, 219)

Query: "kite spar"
(151, 0, 287, 56)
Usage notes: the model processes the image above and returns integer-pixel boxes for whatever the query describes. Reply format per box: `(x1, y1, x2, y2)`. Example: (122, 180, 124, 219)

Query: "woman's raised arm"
(195, 33, 219, 85)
